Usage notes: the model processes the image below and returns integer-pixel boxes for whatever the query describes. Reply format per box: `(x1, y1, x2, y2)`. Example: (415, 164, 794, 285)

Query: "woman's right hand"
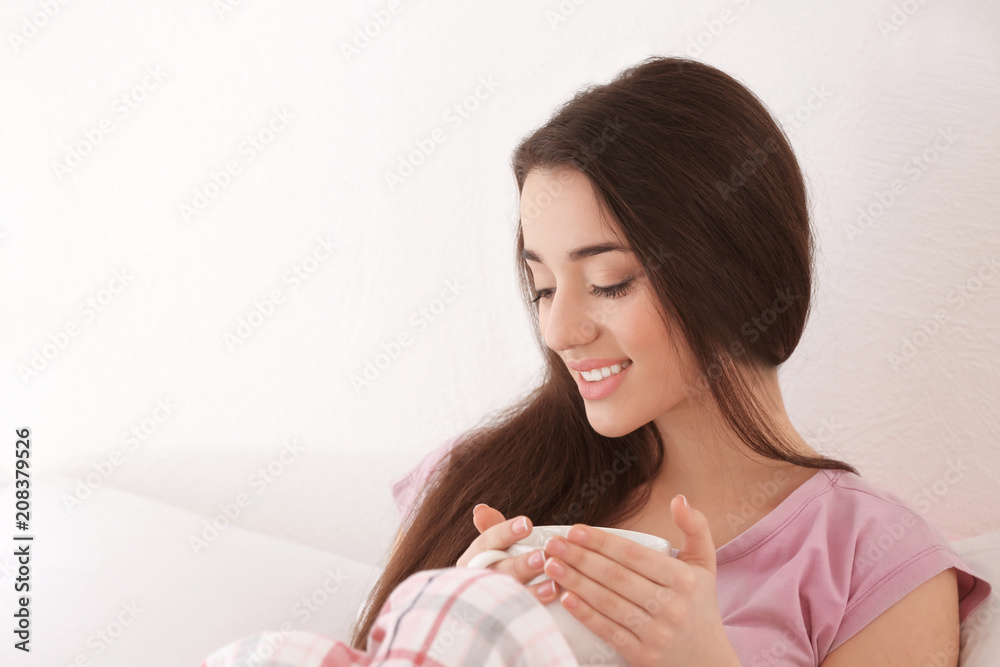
(455, 504, 560, 605)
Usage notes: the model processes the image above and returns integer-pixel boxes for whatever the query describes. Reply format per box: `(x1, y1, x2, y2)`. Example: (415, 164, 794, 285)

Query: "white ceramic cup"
(466, 525, 674, 666)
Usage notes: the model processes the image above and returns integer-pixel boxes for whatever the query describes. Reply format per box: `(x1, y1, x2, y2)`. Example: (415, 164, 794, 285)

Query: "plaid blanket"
(201, 566, 582, 666)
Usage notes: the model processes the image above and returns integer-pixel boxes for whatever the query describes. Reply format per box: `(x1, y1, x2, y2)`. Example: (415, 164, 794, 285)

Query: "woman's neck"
(637, 366, 822, 545)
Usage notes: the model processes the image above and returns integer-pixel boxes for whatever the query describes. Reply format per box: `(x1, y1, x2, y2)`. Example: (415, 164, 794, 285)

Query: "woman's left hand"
(541, 494, 740, 667)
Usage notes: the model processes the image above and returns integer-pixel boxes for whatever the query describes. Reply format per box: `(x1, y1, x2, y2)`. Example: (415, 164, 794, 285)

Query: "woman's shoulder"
(733, 467, 983, 586)
(731, 466, 961, 549)
(717, 467, 993, 660)
(803, 469, 976, 567)
(817, 469, 993, 646)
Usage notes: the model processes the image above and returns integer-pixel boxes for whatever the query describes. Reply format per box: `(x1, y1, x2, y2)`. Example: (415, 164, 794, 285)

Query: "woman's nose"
(542, 292, 599, 351)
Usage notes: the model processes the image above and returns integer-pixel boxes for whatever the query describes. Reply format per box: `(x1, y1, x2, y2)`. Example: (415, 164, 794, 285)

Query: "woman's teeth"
(581, 360, 632, 382)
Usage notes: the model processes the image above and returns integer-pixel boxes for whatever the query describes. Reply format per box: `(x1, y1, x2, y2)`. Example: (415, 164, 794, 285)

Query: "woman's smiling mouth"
(567, 358, 633, 399)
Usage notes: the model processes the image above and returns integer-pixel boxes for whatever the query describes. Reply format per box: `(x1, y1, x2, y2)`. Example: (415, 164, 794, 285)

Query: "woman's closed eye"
(530, 277, 634, 303)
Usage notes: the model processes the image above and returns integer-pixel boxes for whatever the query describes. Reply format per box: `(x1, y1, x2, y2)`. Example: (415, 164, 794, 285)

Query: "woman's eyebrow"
(521, 242, 630, 264)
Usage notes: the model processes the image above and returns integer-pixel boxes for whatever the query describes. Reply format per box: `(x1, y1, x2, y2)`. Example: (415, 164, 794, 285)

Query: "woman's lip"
(574, 361, 632, 400)
(566, 358, 632, 372)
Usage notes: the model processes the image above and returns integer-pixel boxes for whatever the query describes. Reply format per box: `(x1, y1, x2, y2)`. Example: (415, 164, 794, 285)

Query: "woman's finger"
(483, 515, 532, 551)
(486, 550, 563, 605)
(555, 524, 684, 591)
(466, 510, 561, 602)
(472, 503, 506, 533)
(491, 548, 547, 585)
(528, 577, 561, 604)
(457, 514, 533, 566)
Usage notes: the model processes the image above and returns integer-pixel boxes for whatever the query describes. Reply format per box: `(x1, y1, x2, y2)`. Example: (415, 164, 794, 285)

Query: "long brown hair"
(349, 55, 857, 649)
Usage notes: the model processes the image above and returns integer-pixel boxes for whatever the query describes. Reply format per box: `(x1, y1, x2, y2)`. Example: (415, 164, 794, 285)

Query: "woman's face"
(519, 166, 699, 437)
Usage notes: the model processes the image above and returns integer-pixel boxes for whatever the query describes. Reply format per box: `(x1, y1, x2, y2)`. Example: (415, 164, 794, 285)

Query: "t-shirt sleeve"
(828, 491, 994, 655)
(390, 436, 462, 530)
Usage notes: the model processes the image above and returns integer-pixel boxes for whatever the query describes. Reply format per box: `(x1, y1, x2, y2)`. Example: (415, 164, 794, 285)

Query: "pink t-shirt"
(391, 438, 994, 665)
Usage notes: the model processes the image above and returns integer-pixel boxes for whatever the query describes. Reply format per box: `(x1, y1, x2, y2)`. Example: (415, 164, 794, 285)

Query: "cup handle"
(465, 549, 511, 569)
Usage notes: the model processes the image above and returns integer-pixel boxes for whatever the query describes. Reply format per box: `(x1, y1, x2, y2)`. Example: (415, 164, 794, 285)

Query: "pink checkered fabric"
(200, 566, 580, 666)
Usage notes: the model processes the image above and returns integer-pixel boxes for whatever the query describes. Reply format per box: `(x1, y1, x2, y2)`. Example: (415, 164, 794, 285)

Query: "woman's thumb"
(670, 494, 718, 575)
(473, 503, 506, 533)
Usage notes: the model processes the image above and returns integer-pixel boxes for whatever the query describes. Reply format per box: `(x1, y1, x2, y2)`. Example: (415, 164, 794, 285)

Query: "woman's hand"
(540, 495, 740, 667)
(455, 504, 558, 604)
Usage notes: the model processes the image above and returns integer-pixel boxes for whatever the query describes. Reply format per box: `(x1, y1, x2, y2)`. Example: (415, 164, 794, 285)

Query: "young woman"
(347, 55, 992, 666)
(202, 55, 992, 667)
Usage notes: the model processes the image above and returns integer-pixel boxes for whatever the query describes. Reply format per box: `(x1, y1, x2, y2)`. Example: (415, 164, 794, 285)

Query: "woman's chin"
(585, 411, 636, 439)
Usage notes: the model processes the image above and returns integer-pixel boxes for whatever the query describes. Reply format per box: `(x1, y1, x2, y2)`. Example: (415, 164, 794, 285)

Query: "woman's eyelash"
(594, 279, 633, 299)
(530, 278, 634, 303)
(529, 290, 549, 304)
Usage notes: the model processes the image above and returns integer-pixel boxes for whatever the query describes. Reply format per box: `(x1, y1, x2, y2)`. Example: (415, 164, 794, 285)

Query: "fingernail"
(473, 503, 488, 514)
(544, 536, 566, 556)
(514, 516, 530, 534)
(528, 550, 544, 569)
(679, 494, 688, 508)
(539, 580, 556, 598)
(545, 557, 566, 577)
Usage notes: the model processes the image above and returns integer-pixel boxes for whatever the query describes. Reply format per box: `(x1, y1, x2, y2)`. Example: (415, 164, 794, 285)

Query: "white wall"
(1, 0, 998, 566)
